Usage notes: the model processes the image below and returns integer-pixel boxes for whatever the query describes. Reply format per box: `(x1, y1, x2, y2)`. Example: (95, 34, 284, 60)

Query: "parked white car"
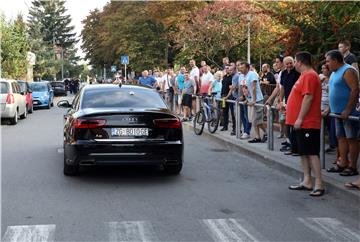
(1, 79, 27, 124)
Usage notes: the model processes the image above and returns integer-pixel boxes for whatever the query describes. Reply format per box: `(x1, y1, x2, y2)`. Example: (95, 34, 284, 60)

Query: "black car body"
(58, 84, 183, 176)
(51, 81, 67, 96)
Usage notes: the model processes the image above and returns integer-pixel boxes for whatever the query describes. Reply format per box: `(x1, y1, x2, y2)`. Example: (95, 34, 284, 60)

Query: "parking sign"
(121, 55, 129, 65)
(111, 66, 117, 72)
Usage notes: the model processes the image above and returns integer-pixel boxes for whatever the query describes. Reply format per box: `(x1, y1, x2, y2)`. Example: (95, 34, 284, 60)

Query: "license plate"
(111, 128, 149, 137)
(33, 101, 39, 104)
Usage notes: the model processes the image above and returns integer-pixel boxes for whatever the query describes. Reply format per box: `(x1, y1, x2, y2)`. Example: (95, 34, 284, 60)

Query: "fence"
(167, 92, 359, 170)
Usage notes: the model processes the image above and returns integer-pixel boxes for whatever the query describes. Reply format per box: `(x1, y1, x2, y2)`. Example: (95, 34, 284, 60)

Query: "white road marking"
(202, 218, 261, 242)
(298, 217, 360, 242)
(108, 221, 158, 242)
(2, 224, 56, 242)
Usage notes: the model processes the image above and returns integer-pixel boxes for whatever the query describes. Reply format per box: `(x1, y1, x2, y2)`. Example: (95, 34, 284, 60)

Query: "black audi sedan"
(57, 84, 183, 176)
(50, 81, 67, 96)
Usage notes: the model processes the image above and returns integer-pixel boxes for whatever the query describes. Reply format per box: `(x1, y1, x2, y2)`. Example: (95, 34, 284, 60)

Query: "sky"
(0, 0, 109, 63)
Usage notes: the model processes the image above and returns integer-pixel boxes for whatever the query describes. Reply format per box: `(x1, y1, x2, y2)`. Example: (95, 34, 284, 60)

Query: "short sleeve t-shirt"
(183, 78, 196, 95)
(280, 68, 301, 103)
(139, 76, 156, 87)
(286, 70, 322, 129)
(211, 80, 222, 99)
(200, 72, 213, 94)
(231, 72, 240, 99)
(344, 53, 358, 65)
(245, 71, 263, 102)
(176, 74, 185, 90)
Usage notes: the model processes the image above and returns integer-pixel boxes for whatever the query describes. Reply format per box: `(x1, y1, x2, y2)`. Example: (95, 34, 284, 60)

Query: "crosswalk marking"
(107, 221, 158, 242)
(298, 217, 360, 242)
(2, 224, 56, 242)
(202, 218, 261, 242)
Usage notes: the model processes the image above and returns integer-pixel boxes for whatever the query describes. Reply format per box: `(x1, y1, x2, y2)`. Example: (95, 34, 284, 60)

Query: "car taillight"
(153, 118, 181, 129)
(6, 93, 14, 104)
(74, 119, 106, 129)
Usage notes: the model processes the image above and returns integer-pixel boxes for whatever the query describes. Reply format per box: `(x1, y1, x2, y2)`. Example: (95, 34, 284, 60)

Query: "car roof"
(83, 84, 154, 92)
(30, 81, 49, 84)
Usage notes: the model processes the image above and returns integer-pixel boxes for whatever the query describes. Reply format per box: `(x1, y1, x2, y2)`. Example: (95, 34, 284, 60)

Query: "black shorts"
(292, 128, 320, 156)
(182, 94, 192, 108)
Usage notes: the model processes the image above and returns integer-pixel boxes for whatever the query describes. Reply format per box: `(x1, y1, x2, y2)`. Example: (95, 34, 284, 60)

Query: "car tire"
(51, 102, 54, 107)
(63, 157, 79, 176)
(9, 110, 18, 125)
(164, 163, 182, 175)
(20, 107, 27, 119)
(28, 104, 33, 114)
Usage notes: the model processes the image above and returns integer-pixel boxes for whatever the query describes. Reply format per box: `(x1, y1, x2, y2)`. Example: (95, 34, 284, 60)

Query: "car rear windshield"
(51, 82, 64, 87)
(82, 88, 167, 109)
(1, 82, 9, 94)
(17, 82, 27, 92)
(29, 83, 47, 92)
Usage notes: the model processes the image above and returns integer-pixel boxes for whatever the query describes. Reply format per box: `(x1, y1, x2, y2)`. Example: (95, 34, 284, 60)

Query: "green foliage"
(1, 15, 29, 79)
(27, 0, 79, 80)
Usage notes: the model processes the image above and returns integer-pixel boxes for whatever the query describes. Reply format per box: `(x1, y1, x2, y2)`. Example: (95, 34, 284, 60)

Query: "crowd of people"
(134, 40, 360, 195)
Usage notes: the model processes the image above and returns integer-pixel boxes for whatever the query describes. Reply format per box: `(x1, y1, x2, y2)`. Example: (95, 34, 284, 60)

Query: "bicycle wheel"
(208, 108, 220, 133)
(193, 110, 205, 135)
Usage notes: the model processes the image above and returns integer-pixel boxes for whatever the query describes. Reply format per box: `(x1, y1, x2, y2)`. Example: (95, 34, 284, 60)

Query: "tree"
(27, 0, 79, 80)
(1, 14, 29, 79)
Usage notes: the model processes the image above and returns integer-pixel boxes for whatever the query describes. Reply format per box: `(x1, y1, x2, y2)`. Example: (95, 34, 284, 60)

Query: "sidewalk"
(182, 120, 360, 204)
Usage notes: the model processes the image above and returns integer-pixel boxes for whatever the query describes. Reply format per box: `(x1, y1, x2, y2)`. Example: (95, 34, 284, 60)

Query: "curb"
(183, 122, 360, 205)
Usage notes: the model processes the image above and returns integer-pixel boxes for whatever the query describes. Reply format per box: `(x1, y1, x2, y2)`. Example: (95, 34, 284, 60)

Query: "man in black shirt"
(338, 40, 358, 73)
(221, 66, 236, 135)
(260, 63, 276, 85)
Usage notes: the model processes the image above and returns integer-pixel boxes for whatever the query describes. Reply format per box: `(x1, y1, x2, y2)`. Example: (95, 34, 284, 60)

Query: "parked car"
(29, 81, 54, 109)
(50, 81, 67, 96)
(17, 80, 34, 114)
(0, 79, 27, 124)
(57, 84, 183, 176)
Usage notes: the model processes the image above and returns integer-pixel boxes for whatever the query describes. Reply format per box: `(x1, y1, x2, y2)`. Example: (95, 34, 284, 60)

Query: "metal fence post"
(236, 101, 241, 139)
(267, 105, 274, 151)
(196, 95, 200, 113)
(172, 93, 176, 113)
(320, 117, 326, 169)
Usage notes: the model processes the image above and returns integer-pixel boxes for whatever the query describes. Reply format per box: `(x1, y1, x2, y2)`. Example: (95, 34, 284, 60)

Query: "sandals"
(248, 138, 262, 143)
(289, 184, 313, 191)
(344, 182, 360, 190)
(309, 188, 325, 197)
(340, 167, 359, 176)
(326, 164, 346, 173)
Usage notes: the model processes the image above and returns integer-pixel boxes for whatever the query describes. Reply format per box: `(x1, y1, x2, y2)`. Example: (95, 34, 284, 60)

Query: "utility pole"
(61, 46, 64, 80)
(247, 14, 252, 64)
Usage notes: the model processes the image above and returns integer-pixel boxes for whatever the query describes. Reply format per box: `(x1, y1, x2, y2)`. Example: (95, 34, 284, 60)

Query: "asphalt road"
(1, 94, 359, 242)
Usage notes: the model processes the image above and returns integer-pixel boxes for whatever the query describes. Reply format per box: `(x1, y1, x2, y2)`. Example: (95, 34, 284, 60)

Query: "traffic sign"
(121, 55, 129, 65)
(111, 66, 117, 72)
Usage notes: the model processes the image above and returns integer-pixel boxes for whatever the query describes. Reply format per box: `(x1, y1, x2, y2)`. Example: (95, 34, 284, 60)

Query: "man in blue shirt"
(138, 70, 157, 88)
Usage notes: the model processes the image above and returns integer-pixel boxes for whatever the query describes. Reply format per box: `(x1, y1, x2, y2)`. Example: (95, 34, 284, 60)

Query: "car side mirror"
(57, 100, 71, 108)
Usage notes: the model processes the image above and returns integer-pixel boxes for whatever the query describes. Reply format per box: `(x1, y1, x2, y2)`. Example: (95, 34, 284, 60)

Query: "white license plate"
(111, 128, 149, 137)
(33, 101, 39, 104)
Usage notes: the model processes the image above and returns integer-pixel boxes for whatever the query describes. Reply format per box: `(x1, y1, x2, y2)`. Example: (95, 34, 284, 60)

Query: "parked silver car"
(1, 79, 27, 124)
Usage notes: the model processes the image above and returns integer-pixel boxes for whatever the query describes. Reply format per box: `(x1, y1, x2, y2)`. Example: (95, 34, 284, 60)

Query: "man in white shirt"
(190, 59, 200, 116)
(199, 65, 213, 95)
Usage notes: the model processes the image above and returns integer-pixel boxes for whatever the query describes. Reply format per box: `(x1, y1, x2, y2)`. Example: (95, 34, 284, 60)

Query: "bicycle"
(193, 93, 221, 135)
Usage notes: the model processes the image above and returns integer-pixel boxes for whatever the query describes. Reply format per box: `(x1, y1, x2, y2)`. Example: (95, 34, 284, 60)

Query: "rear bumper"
(64, 140, 183, 166)
(32, 98, 49, 107)
(1, 104, 16, 118)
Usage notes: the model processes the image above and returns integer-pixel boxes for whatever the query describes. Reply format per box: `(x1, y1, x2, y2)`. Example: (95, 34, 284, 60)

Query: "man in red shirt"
(287, 51, 324, 197)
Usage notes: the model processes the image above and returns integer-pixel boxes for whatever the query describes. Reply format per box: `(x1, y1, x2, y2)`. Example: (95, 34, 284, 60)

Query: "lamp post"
(247, 14, 252, 64)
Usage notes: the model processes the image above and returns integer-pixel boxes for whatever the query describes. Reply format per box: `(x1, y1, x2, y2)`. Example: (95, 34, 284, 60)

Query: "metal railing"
(167, 92, 359, 170)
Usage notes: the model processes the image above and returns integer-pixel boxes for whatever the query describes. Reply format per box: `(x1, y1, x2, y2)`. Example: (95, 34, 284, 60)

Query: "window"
(81, 88, 167, 109)
(1, 82, 9, 94)
(29, 83, 47, 92)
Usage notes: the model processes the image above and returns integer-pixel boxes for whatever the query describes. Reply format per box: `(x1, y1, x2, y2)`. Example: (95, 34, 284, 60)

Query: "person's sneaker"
(220, 127, 228, 131)
(248, 138, 262, 143)
(280, 146, 291, 152)
(277, 134, 284, 139)
(325, 146, 336, 153)
(281, 141, 290, 146)
(240, 133, 250, 139)
(262, 134, 268, 142)
(230, 130, 236, 136)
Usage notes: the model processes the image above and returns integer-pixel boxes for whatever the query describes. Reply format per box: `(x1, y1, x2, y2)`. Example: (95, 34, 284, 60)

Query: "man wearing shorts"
(325, 50, 359, 176)
(181, 71, 196, 122)
(287, 51, 324, 197)
(239, 61, 267, 143)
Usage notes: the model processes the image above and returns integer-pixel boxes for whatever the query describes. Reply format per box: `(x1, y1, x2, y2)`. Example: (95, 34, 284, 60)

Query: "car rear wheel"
(20, 107, 27, 119)
(9, 110, 18, 125)
(63, 157, 79, 176)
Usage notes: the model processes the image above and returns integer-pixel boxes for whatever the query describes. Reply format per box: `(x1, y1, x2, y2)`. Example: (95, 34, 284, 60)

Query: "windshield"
(51, 82, 64, 87)
(30, 83, 48, 92)
(17, 82, 27, 92)
(1, 82, 9, 94)
(82, 88, 167, 109)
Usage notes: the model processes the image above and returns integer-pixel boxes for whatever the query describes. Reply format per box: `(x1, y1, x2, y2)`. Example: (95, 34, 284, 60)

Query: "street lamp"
(247, 14, 252, 64)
